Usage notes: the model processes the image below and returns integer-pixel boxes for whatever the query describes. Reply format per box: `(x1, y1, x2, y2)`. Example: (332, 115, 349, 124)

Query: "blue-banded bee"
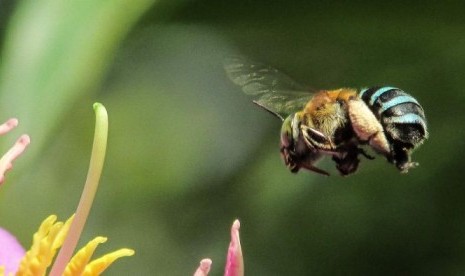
(224, 56, 428, 176)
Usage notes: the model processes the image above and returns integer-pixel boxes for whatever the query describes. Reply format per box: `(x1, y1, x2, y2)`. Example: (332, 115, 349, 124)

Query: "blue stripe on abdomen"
(385, 113, 426, 127)
(359, 88, 369, 98)
(368, 86, 397, 105)
(378, 95, 421, 114)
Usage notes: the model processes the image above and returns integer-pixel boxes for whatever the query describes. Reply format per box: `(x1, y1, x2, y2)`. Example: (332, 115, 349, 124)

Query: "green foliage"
(0, 0, 155, 157)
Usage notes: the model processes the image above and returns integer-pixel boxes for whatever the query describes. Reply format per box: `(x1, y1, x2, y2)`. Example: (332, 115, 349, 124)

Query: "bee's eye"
(280, 115, 295, 148)
(281, 130, 292, 147)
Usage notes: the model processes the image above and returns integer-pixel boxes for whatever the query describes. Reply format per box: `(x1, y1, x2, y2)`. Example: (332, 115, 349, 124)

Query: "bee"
(224, 56, 428, 176)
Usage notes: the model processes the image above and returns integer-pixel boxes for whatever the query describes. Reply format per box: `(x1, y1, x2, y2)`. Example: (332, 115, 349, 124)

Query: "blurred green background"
(1, 0, 465, 275)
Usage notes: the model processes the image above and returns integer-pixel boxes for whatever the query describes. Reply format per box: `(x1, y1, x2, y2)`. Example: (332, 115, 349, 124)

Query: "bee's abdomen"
(359, 86, 428, 148)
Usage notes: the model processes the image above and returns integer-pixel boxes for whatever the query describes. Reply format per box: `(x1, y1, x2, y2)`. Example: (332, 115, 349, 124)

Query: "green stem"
(49, 103, 108, 276)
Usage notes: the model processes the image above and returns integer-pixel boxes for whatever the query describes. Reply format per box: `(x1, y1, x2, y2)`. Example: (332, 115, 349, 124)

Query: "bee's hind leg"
(332, 145, 369, 176)
(358, 148, 375, 160)
(390, 144, 418, 173)
(300, 163, 330, 176)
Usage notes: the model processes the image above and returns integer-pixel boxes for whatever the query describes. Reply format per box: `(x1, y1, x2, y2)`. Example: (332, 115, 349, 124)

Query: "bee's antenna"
(252, 101, 285, 121)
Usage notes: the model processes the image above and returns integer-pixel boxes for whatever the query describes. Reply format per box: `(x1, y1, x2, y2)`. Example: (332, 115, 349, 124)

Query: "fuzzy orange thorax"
(303, 88, 358, 115)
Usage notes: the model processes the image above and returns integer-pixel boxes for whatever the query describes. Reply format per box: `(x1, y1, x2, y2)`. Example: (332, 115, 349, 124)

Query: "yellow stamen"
(82, 248, 135, 276)
(16, 215, 73, 276)
(11, 104, 133, 275)
(15, 215, 134, 276)
(64, 236, 106, 276)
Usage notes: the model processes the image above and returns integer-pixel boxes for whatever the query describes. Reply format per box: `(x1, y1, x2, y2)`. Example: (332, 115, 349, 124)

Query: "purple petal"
(0, 227, 25, 274)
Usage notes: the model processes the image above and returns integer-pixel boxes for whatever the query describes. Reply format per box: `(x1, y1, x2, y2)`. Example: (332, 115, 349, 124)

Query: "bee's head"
(280, 113, 300, 149)
(282, 112, 338, 155)
(280, 113, 302, 172)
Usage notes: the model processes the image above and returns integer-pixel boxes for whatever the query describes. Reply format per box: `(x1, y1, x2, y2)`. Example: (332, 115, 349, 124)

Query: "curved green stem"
(49, 103, 108, 276)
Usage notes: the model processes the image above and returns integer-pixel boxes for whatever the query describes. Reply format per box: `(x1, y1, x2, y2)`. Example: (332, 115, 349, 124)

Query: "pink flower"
(0, 118, 30, 185)
(194, 259, 212, 276)
(0, 228, 25, 275)
(0, 118, 30, 275)
(0, 105, 133, 275)
(194, 220, 244, 276)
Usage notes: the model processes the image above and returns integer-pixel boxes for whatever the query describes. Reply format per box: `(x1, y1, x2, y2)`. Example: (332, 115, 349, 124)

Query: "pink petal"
(0, 134, 30, 185)
(224, 220, 244, 276)
(0, 118, 18, 135)
(193, 258, 212, 276)
(0, 227, 25, 274)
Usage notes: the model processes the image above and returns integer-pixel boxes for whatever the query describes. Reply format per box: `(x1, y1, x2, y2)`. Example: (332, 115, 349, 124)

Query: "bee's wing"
(224, 56, 313, 120)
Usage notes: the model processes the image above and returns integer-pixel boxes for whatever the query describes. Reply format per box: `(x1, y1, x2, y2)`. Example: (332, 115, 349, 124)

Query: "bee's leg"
(280, 147, 302, 173)
(367, 132, 391, 156)
(347, 99, 391, 155)
(391, 144, 418, 173)
(301, 125, 335, 150)
(300, 163, 330, 176)
(358, 148, 375, 160)
(398, 161, 419, 173)
(332, 147, 360, 176)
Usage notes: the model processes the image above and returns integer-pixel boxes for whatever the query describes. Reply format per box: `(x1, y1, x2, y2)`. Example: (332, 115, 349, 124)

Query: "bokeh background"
(1, 1, 465, 275)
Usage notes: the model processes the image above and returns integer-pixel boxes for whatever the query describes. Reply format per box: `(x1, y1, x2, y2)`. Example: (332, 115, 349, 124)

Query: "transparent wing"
(224, 56, 314, 120)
